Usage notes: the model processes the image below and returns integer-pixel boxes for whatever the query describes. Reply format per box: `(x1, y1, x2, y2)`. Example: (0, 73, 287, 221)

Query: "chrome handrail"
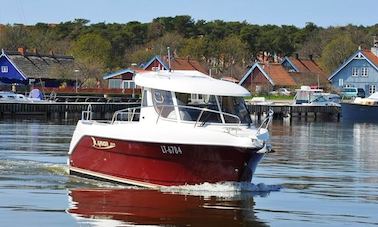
(81, 104, 93, 121)
(155, 104, 242, 128)
(111, 106, 142, 123)
(257, 109, 273, 135)
(110, 104, 242, 128)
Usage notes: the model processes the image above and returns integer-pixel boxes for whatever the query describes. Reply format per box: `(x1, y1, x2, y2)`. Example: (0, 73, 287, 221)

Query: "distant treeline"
(1, 15, 378, 79)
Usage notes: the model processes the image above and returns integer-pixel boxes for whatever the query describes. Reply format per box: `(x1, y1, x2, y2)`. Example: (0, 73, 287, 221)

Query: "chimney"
(295, 53, 299, 59)
(18, 47, 26, 55)
(371, 36, 378, 57)
(309, 54, 313, 61)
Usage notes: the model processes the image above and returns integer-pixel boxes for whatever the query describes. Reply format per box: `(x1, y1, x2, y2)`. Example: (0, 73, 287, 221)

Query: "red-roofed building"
(103, 55, 208, 89)
(142, 55, 208, 74)
(328, 40, 378, 96)
(281, 54, 327, 87)
(239, 63, 296, 93)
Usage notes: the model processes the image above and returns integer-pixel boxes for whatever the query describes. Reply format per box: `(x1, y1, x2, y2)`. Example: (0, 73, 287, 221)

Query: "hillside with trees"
(1, 16, 378, 84)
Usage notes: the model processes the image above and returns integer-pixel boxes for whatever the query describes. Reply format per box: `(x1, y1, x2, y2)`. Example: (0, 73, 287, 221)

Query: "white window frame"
(352, 67, 359, 77)
(1, 65, 8, 73)
(338, 79, 343, 87)
(361, 67, 368, 77)
(122, 80, 136, 89)
(369, 85, 376, 94)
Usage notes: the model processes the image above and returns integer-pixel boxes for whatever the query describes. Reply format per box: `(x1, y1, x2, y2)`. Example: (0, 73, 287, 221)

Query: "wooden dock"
(0, 101, 341, 121)
(247, 104, 341, 120)
(0, 102, 139, 119)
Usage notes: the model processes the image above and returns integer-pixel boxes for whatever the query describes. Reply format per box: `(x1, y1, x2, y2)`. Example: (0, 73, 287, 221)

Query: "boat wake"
(160, 182, 282, 198)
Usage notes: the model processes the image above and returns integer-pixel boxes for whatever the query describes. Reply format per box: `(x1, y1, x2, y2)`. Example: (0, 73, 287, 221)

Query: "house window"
(369, 85, 376, 94)
(122, 81, 136, 89)
(338, 79, 343, 87)
(352, 67, 359, 77)
(361, 67, 368, 77)
(108, 79, 122, 88)
(1, 66, 8, 73)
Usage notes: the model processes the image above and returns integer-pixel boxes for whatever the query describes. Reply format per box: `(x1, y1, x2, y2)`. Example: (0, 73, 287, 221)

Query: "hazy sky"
(0, 0, 377, 27)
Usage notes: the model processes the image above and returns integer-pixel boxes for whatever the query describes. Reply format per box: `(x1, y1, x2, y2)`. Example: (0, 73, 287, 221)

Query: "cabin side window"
(218, 96, 252, 124)
(151, 89, 175, 119)
(175, 92, 221, 123)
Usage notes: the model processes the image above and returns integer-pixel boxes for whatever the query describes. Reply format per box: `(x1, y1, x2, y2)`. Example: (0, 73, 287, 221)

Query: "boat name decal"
(161, 145, 183, 155)
(91, 137, 116, 150)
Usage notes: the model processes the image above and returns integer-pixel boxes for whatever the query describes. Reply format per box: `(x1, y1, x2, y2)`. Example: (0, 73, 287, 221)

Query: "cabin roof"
(135, 70, 250, 96)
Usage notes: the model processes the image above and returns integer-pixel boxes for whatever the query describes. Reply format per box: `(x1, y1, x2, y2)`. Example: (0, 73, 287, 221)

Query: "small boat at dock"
(68, 70, 273, 188)
(341, 92, 378, 122)
(293, 86, 340, 107)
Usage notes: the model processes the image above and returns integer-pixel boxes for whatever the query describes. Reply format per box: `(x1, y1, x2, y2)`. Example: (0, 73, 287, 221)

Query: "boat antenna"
(167, 46, 171, 72)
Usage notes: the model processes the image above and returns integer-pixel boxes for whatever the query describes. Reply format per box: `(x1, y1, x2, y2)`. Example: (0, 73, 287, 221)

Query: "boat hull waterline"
(69, 136, 265, 188)
(341, 102, 378, 122)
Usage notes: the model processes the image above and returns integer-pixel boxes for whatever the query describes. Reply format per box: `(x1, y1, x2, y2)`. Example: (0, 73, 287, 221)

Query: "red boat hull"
(69, 136, 264, 187)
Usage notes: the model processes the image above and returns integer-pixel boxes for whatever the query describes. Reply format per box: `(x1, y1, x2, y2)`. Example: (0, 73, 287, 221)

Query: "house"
(239, 63, 296, 93)
(103, 55, 208, 89)
(142, 55, 208, 74)
(103, 67, 143, 89)
(281, 54, 328, 87)
(0, 48, 75, 87)
(240, 54, 328, 94)
(328, 43, 378, 96)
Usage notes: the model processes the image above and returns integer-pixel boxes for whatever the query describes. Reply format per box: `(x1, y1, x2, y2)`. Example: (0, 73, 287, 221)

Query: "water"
(1, 119, 378, 226)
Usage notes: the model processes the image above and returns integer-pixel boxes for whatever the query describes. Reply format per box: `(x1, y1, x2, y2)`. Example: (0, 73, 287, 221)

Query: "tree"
(70, 33, 112, 84)
(320, 35, 358, 73)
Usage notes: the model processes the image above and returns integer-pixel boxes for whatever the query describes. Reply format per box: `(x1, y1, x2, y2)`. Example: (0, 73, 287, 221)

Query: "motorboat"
(293, 86, 340, 107)
(0, 89, 46, 103)
(68, 70, 273, 188)
(0, 91, 30, 102)
(341, 92, 378, 122)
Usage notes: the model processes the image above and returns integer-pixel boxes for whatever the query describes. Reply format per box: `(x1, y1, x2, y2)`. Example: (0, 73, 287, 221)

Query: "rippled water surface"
(1, 119, 378, 226)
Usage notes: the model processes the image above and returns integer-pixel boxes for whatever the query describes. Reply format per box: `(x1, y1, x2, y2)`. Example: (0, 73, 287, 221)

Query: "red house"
(142, 55, 208, 74)
(239, 63, 296, 93)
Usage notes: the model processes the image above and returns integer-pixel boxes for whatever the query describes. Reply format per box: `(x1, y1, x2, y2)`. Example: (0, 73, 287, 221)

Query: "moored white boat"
(293, 86, 340, 107)
(68, 70, 273, 188)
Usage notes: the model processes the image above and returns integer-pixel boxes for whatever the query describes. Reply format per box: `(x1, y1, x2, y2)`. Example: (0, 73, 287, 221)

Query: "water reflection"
(67, 188, 268, 226)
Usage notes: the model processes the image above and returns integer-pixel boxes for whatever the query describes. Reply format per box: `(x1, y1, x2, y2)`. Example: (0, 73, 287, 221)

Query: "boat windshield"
(311, 95, 327, 103)
(175, 92, 251, 124)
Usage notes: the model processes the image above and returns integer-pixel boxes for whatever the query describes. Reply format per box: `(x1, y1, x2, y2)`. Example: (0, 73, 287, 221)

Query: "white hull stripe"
(69, 166, 161, 189)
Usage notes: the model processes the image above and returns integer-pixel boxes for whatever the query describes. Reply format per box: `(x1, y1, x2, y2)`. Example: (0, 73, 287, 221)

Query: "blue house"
(0, 49, 28, 84)
(328, 45, 378, 96)
(0, 48, 75, 87)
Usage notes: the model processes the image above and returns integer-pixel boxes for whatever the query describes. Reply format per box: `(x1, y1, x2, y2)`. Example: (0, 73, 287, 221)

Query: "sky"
(0, 0, 378, 28)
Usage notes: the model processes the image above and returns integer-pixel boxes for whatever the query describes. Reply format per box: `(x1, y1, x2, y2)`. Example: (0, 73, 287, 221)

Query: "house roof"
(362, 50, 378, 66)
(328, 49, 378, 80)
(239, 63, 296, 86)
(3, 49, 75, 80)
(142, 55, 169, 70)
(103, 68, 135, 80)
(287, 57, 325, 75)
(143, 55, 208, 74)
(263, 63, 297, 86)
